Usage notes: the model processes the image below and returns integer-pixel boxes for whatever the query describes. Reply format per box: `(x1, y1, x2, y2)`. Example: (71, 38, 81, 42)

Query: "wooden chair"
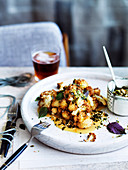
(63, 33, 70, 66)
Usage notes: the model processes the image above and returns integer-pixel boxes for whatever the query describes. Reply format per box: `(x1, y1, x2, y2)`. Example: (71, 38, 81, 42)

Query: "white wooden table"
(0, 67, 128, 170)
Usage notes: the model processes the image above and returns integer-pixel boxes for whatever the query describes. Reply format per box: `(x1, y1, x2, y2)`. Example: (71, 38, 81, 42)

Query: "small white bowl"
(107, 78, 128, 116)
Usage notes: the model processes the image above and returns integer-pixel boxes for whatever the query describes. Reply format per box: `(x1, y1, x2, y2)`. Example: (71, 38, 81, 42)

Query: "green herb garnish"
(39, 107, 48, 118)
(103, 118, 107, 121)
(116, 135, 122, 138)
(76, 90, 81, 95)
(91, 112, 102, 122)
(35, 96, 40, 101)
(65, 94, 69, 98)
(97, 126, 101, 129)
(56, 92, 64, 100)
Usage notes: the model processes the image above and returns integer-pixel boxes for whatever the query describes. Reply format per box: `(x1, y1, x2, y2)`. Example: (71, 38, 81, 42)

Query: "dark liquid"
(32, 51, 60, 80)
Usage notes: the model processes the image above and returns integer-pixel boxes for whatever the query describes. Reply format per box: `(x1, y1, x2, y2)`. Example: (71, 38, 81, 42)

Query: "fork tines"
(7, 103, 17, 121)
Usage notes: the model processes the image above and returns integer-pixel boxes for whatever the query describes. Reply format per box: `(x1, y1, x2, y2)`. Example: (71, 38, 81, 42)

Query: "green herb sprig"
(39, 107, 48, 118)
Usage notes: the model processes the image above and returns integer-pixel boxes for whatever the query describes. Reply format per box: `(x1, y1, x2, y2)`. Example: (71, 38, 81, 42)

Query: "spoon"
(103, 46, 118, 87)
(0, 121, 51, 170)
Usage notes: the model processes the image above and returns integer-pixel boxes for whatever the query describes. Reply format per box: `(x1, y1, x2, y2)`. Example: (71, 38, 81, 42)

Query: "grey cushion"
(0, 22, 67, 66)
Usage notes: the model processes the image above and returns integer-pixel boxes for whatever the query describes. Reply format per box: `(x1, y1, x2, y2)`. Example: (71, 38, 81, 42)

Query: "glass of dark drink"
(32, 46, 60, 81)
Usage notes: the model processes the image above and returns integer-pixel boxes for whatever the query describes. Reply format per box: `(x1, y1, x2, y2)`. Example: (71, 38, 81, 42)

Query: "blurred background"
(0, 0, 128, 67)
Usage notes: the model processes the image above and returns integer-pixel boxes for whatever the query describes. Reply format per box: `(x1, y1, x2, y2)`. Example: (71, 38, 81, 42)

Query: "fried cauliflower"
(37, 79, 107, 129)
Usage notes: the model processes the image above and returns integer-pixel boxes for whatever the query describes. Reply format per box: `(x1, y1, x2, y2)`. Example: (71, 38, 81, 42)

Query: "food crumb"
(62, 127, 65, 130)
(81, 133, 96, 142)
(116, 135, 122, 138)
(30, 145, 34, 147)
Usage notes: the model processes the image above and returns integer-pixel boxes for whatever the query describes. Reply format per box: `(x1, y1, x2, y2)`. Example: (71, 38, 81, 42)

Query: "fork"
(0, 103, 17, 157)
(0, 121, 51, 170)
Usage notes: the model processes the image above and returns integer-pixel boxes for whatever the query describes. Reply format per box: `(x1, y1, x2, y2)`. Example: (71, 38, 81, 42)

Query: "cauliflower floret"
(94, 88, 100, 95)
(38, 100, 44, 108)
(86, 86, 94, 96)
(94, 95, 107, 106)
(51, 100, 60, 107)
(58, 107, 62, 114)
(38, 94, 52, 108)
(71, 108, 80, 116)
(64, 89, 75, 101)
(68, 102, 77, 112)
(73, 79, 88, 89)
(62, 111, 70, 120)
(76, 97, 84, 107)
(51, 108, 57, 115)
(87, 95, 94, 107)
(91, 97, 99, 110)
(77, 115, 93, 129)
(60, 99, 68, 109)
(67, 95, 74, 102)
(44, 95, 52, 107)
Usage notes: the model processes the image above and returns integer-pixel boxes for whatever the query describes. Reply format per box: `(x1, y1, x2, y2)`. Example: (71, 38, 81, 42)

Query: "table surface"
(0, 66, 128, 170)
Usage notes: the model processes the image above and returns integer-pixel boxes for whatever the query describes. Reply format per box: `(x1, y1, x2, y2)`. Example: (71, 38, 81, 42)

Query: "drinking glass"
(31, 45, 60, 81)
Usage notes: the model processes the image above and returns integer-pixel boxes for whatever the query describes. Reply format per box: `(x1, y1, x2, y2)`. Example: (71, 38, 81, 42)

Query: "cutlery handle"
(0, 121, 12, 155)
(0, 143, 28, 170)
(4, 122, 17, 157)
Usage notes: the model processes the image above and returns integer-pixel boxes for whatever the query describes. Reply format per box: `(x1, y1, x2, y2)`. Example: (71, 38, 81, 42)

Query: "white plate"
(21, 72, 128, 154)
